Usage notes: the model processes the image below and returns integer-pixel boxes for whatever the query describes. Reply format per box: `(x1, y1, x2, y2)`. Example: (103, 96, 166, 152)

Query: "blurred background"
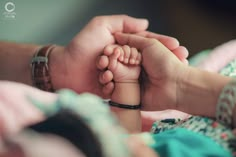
(1, 0, 236, 57)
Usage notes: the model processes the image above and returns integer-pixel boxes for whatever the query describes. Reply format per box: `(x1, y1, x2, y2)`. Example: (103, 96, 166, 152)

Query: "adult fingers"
(136, 31, 180, 50)
(99, 70, 113, 85)
(96, 55, 109, 70)
(115, 32, 159, 51)
(115, 32, 176, 67)
(181, 59, 189, 65)
(172, 46, 189, 60)
(102, 82, 114, 96)
(136, 31, 189, 63)
(91, 15, 149, 34)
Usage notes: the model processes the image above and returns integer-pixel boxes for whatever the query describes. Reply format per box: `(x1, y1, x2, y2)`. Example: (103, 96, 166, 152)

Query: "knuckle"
(91, 16, 107, 26)
(143, 38, 159, 48)
(148, 38, 158, 44)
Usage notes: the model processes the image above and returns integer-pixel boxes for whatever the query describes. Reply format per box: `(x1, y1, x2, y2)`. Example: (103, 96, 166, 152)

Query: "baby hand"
(107, 45, 141, 83)
(96, 45, 141, 96)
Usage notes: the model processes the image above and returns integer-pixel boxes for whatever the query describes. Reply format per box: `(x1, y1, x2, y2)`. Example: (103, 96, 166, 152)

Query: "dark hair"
(29, 109, 104, 157)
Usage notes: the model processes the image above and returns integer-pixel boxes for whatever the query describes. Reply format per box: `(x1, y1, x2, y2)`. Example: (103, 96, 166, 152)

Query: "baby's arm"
(103, 45, 142, 133)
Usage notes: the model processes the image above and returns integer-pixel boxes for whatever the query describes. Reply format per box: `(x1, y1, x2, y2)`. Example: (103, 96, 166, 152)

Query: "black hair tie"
(108, 101, 141, 110)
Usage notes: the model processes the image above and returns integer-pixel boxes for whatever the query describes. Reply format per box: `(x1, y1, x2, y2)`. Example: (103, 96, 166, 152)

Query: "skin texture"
(103, 45, 142, 133)
(0, 15, 188, 99)
(98, 32, 188, 110)
(50, 15, 148, 97)
(100, 33, 236, 131)
(112, 32, 232, 119)
(56, 15, 188, 98)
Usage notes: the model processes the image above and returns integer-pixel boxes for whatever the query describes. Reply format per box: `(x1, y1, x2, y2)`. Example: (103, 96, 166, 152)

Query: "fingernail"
(139, 18, 149, 23)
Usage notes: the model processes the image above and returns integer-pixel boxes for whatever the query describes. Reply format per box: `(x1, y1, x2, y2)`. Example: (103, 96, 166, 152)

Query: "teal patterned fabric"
(150, 116, 236, 155)
(216, 80, 236, 127)
(139, 128, 232, 157)
(220, 59, 236, 77)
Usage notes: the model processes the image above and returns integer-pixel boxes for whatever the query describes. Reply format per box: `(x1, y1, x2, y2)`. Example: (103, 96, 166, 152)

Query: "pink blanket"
(0, 81, 56, 136)
(197, 40, 236, 72)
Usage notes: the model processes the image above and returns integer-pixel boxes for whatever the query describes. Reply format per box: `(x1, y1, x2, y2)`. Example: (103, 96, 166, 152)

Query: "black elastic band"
(108, 101, 141, 110)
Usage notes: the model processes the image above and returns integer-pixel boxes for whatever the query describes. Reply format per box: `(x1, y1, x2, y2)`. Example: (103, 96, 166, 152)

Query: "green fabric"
(149, 128, 232, 157)
(189, 49, 211, 67)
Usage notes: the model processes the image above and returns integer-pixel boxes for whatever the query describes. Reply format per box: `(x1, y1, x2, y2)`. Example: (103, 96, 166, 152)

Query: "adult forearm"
(0, 41, 67, 91)
(0, 41, 40, 85)
(178, 66, 232, 118)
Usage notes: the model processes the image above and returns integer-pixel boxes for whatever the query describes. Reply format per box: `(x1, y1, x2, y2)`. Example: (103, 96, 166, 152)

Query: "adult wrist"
(177, 65, 231, 117)
(49, 45, 67, 91)
(175, 64, 192, 111)
(176, 66, 211, 115)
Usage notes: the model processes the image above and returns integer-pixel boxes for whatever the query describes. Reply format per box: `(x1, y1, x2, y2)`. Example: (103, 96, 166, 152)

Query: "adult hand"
(51, 15, 186, 98)
(50, 15, 148, 97)
(113, 32, 188, 111)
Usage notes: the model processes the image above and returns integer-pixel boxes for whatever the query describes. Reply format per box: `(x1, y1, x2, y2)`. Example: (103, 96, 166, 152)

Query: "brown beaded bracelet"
(31, 45, 55, 92)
